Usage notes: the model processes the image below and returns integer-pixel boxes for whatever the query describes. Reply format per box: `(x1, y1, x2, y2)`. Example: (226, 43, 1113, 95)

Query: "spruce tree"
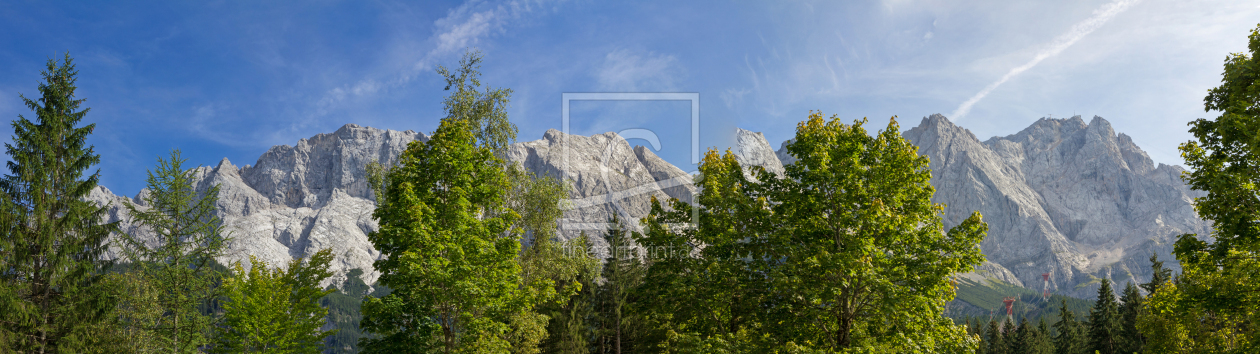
(595, 214, 644, 354)
(1031, 317, 1054, 354)
(1141, 253, 1171, 295)
(1053, 300, 1085, 354)
(1117, 282, 1145, 354)
(0, 53, 118, 352)
(1013, 317, 1031, 354)
(117, 150, 228, 352)
(985, 320, 1003, 354)
(1000, 320, 1017, 354)
(1087, 278, 1121, 354)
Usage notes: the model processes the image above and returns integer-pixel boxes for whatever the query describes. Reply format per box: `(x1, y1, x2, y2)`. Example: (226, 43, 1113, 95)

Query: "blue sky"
(0, 0, 1255, 196)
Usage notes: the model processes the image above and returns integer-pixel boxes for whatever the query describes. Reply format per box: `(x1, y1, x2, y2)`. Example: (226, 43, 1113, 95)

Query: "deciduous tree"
(212, 249, 337, 353)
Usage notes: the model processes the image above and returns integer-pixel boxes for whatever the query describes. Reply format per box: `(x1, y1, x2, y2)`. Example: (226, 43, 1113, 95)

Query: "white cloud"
(950, 0, 1142, 120)
(316, 0, 558, 113)
(721, 88, 750, 109)
(596, 48, 681, 91)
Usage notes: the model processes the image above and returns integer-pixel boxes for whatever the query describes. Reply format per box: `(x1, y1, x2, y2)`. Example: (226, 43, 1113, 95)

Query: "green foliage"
(117, 149, 229, 352)
(593, 215, 647, 353)
(1116, 282, 1144, 354)
(505, 167, 579, 354)
(951, 277, 1039, 312)
(538, 234, 600, 354)
(984, 320, 1003, 354)
(0, 53, 118, 353)
(436, 49, 515, 154)
(1053, 300, 1087, 354)
(1086, 279, 1121, 354)
(212, 249, 337, 353)
(635, 112, 987, 353)
(1140, 253, 1172, 296)
(322, 269, 371, 354)
(358, 116, 524, 353)
(1138, 23, 1260, 353)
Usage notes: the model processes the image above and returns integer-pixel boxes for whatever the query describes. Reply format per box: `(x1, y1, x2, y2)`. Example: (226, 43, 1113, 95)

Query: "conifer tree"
(1030, 317, 1054, 354)
(0, 53, 118, 352)
(986, 320, 1003, 354)
(595, 214, 645, 354)
(1053, 300, 1086, 354)
(1117, 282, 1145, 354)
(117, 149, 228, 352)
(973, 317, 986, 354)
(1000, 320, 1017, 354)
(1141, 253, 1171, 295)
(1087, 279, 1121, 354)
(1013, 317, 1031, 354)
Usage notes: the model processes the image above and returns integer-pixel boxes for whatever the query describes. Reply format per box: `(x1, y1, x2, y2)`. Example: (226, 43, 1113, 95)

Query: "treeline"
(965, 254, 1172, 354)
(0, 55, 340, 352)
(348, 49, 991, 352)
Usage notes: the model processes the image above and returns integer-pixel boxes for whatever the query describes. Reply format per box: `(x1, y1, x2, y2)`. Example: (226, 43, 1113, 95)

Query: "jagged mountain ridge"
(88, 115, 1207, 297)
(901, 114, 1207, 298)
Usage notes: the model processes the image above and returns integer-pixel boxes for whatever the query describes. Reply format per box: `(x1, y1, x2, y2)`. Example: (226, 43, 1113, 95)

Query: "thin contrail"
(951, 0, 1141, 120)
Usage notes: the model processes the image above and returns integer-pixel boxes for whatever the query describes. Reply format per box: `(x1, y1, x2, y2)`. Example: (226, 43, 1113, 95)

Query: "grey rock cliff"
(89, 116, 1206, 299)
(92, 124, 426, 288)
(505, 129, 695, 254)
(903, 114, 1208, 298)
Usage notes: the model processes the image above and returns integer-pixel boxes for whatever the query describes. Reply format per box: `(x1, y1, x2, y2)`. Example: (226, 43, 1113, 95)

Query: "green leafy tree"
(0, 53, 118, 353)
(358, 116, 524, 353)
(539, 233, 600, 354)
(363, 49, 579, 354)
(634, 112, 987, 352)
(1140, 24, 1260, 353)
(212, 249, 337, 353)
(771, 113, 988, 352)
(1087, 279, 1121, 354)
(117, 149, 229, 352)
(436, 49, 515, 154)
(633, 148, 780, 351)
(507, 171, 582, 354)
(1053, 300, 1086, 354)
(1116, 282, 1144, 354)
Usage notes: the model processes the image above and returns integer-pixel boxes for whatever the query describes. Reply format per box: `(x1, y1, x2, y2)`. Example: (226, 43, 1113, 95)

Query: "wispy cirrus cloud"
(317, 0, 561, 113)
(595, 48, 681, 91)
(950, 0, 1142, 120)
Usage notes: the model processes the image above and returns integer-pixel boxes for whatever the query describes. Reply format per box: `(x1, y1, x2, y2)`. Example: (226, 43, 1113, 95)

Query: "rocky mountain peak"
(89, 116, 1206, 299)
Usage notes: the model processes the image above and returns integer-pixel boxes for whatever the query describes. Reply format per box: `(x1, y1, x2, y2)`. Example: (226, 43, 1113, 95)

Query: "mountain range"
(87, 114, 1209, 299)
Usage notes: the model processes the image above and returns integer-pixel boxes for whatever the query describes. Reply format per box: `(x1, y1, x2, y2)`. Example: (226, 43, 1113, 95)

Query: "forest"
(0, 25, 1258, 354)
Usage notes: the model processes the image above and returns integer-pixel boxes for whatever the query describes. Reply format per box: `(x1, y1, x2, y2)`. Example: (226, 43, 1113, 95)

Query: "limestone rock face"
(734, 128, 785, 178)
(904, 114, 1209, 298)
(88, 116, 1207, 299)
(90, 124, 427, 288)
(505, 129, 694, 253)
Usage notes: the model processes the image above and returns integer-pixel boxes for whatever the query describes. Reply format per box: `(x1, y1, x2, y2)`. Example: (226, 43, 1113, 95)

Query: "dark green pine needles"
(0, 53, 119, 352)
